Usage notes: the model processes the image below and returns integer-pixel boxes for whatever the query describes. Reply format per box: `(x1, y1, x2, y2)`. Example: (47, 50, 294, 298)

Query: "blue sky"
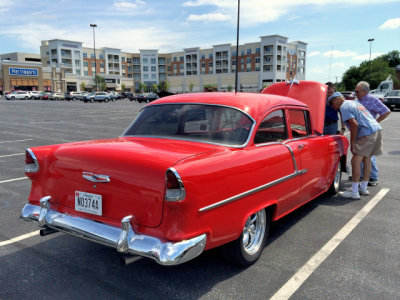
(0, 0, 399, 83)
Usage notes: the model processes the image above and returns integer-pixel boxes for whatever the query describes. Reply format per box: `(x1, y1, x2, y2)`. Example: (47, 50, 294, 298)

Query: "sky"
(0, 0, 399, 83)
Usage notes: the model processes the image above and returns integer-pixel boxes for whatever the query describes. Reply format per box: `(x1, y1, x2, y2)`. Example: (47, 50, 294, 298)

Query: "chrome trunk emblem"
(82, 172, 110, 183)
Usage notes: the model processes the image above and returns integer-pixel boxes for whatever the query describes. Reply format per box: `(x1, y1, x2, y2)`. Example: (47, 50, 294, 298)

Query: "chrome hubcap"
(242, 209, 266, 255)
(333, 163, 341, 191)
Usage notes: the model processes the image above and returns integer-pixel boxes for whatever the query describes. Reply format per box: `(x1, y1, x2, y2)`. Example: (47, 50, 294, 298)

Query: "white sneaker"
(340, 190, 360, 199)
(359, 188, 369, 195)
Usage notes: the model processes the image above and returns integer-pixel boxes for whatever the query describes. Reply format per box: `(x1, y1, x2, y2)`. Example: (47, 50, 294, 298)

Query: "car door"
(285, 108, 330, 205)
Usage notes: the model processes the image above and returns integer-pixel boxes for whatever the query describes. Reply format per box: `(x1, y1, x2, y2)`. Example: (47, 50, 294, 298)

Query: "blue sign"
(9, 68, 38, 76)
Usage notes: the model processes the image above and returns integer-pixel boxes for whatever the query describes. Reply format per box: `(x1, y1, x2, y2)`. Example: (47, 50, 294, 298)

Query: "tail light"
(165, 168, 185, 201)
(25, 149, 39, 173)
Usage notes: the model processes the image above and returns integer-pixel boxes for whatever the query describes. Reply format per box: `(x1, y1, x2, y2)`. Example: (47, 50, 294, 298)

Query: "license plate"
(390, 104, 395, 107)
(75, 191, 102, 216)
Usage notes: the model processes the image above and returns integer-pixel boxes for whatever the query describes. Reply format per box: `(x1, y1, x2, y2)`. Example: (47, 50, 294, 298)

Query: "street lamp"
(90, 24, 97, 91)
(368, 38, 374, 83)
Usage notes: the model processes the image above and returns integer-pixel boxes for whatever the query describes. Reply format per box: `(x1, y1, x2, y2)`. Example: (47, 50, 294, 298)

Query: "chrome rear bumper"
(21, 196, 207, 266)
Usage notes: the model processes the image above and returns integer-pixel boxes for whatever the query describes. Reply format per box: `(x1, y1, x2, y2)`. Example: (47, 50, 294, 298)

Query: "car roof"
(149, 92, 306, 121)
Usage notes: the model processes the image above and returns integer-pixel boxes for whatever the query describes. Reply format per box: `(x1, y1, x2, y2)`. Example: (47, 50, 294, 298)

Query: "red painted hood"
(29, 137, 219, 227)
(261, 81, 327, 134)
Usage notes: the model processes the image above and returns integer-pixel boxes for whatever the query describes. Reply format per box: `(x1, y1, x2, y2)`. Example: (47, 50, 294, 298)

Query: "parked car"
(29, 91, 41, 99)
(341, 91, 356, 100)
(137, 92, 159, 103)
(20, 81, 348, 266)
(6, 91, 30, 100)
(50, 92, 65, 100)
(83, 92, 110, 103)
(128, 93, 138, 101)
(39, 92, 52, 100)
(383, 90, 400, 111)
(65, 92, 83, 101)
(107, 92, 122, 101)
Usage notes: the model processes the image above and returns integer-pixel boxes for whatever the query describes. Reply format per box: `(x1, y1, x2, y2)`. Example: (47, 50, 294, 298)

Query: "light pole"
(90, 24, 97, 91)
(368, 38, 374, 83)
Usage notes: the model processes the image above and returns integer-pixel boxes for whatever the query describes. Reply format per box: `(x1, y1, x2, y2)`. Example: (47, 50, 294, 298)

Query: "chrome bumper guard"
(21, 196, 207, 266)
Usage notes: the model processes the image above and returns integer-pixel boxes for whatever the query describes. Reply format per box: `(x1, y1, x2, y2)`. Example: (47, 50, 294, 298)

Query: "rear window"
(123, 104, 254, 146)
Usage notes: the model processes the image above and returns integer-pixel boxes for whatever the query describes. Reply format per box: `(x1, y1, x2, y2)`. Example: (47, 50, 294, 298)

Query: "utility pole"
(368, 38, 374, 83)
(90, 24, 97, 91)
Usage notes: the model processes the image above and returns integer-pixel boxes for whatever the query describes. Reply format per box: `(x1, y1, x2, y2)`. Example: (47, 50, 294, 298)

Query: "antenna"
(328, 45, 333, 81)
(234, 0, 240, 93)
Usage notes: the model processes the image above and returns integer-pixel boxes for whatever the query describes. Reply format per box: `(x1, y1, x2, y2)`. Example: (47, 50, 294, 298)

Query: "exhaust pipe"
(120, 255, 142, 266)
(40, 228, 59, 236)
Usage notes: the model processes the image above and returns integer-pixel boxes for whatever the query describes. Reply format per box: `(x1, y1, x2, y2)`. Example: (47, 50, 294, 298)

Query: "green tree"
(152, 83, 158, 92)
(80, 82, 86, 91)
(94, 75, 106, 91)
(189, 82, 194, 92)
(121, 83, 126, 91)
(139, 83, 147, 93)
(227, 85, 232, 92)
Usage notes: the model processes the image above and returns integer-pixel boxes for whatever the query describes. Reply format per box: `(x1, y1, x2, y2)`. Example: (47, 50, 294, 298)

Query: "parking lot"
(0, 97, 399, 299)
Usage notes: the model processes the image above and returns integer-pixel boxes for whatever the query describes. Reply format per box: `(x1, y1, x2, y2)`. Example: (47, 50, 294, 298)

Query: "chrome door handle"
(298, 144, 305, 150)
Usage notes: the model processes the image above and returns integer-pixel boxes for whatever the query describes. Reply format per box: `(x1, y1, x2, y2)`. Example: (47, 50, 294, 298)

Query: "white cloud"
(182, 0, 399, 26)
(352, 52, 383, 60)
(308, 51, 321, 57)
(113, 0, 145, 10)
(0, 0, 13, 13)
(187, 13, 231, 22)
(323, 50, 357, 58)
(380, 18, 400, 30)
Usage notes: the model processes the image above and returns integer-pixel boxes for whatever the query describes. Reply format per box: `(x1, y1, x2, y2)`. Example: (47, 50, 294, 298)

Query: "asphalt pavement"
(0, 96, 399, 299)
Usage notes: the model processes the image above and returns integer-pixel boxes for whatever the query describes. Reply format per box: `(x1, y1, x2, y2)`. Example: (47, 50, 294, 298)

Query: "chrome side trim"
(82, 172, 110, 183)
(199, 169, 307, 212)
(21, 197, 207, 266)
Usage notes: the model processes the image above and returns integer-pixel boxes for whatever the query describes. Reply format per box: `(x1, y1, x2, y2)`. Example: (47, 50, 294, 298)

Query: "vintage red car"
(21, 81, 348, 266)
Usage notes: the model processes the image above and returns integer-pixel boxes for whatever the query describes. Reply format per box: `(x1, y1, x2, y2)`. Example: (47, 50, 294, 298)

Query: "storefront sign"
(9, 68, 38, 76)
(104, 78, 116, 83)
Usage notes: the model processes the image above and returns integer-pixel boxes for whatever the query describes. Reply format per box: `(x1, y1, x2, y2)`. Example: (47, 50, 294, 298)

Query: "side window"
(254, 110, 287, 144)
(288, 109, 311, 138)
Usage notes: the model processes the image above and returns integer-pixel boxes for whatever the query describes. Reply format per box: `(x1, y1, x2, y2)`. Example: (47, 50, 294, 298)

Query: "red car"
(21, 81, 349, 266)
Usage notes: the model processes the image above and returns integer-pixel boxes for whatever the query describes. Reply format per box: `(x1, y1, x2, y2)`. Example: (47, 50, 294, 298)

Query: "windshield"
(388, 90, 400, 96)
(123, 104, 254, 146)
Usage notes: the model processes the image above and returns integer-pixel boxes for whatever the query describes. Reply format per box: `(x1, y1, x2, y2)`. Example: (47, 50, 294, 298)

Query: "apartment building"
(1, 35, 306, 94)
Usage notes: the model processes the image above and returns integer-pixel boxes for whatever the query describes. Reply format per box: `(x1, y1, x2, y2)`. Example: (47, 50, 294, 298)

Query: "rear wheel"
(90, 98, 95, 103)
(11, 96, 15, 100)
(24, 96, 28, 100)
(222, 208, 270, 266)
(104, 98, 109, 103)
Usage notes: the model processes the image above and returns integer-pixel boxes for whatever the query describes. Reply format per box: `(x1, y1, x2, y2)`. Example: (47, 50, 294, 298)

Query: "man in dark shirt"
(324, 82, 345, 135)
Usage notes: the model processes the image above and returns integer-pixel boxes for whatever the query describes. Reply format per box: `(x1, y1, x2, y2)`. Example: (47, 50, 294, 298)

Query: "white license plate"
(75, 191, 102, 216)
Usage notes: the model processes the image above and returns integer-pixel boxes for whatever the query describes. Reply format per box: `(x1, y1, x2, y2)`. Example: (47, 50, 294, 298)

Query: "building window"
(201, 54, 205, 59)
(232, 51, 237, 57)
(143, 66, 148, 71)
(92, 62, 95, 68)
(76, 69, 81, 75)
(100, 62, 104, 68)
(247, 49, 251, 54)
(209, 54, 213, 59)
(151, 66, 156, 71)
(209, 62, 213, 67)
(256, 48, 260, 54)
(232, 60, 236, 66)
(84, 62, 88, 67)
(151, 74, 156, 79)
(201, 62, 205, 68)
(256, 57, 260, 63)
(143, 58, 148, 63)
(151, 58, 156, 64)
(246, 58, 251, 63)
(173, 57, 177, 62)
(143, 74, 148, 79)
(91, 53, 95, 59)
(83, 53, 87, 58)
(122, 65, 126, 69)
(122, 57, 125, 62)
(241, 50, 245, 56)
(180, 56, 184, 61)
(99, 54, 104, 60)
(84, 71, 89, 75)
(180, 64, 184, 69)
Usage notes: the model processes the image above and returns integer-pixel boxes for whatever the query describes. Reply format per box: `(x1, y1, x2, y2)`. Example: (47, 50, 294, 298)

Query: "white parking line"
(0, 231, 40, 247)
(0, 153, 24, 158)
(270, 188, 390, 300)
(0, 177, 28, 184)
(0, 139, 33, 144)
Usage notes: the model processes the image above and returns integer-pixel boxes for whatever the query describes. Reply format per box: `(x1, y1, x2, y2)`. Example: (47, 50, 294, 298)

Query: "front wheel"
(90, 98, 95, 103)
(222, 208, 270, 266)
(327, 160, 342, 195)
(104, 98, 109, 103)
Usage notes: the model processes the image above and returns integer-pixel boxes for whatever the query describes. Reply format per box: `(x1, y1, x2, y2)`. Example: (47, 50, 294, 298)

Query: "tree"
(80, 82, 86, 91)
(189, 82, 194, 92)
(121, 83, 126, 91)
(152, 83, 158, 92)
(227, 85, 233, 92)
(94, 75, 106, 91)
(139, 83, 147, 93)
(340, 51, 399, 90)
